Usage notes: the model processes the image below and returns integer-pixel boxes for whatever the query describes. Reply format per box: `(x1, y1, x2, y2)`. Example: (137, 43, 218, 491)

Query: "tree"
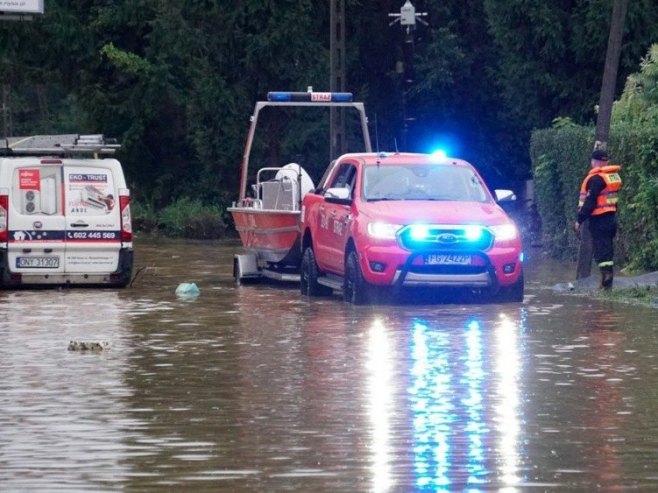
(3, 0, 658, 213)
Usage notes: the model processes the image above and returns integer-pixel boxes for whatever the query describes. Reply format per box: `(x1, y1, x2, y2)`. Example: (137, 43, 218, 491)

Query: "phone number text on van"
(66, 231, 120, 241)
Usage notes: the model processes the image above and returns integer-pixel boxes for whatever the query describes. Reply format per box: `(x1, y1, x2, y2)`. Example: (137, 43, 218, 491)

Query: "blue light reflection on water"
(410, 323, 453, 489)
(409, 312, 525, 492)
(464, 320, 485, 485)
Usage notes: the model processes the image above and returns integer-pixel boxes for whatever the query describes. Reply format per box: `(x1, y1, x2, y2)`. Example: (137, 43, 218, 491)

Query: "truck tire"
(497, 272, 524, 303)
(344, 250, 369, 305)
(301, 247, 331, 296)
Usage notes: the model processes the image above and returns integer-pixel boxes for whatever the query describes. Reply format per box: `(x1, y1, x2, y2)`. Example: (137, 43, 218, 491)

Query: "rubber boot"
(600, 267, 613, 290)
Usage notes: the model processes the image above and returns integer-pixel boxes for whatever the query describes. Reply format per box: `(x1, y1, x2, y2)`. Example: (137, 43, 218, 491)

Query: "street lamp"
(388, 1, 428, 150)
(388, 0, 428, 35)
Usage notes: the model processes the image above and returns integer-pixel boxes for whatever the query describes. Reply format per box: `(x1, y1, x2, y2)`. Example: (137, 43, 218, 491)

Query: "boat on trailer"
(228, 90, 372, 282)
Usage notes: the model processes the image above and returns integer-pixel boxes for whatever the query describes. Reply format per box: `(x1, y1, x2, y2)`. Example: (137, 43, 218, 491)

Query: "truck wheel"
(301, 247, 331, 296)
(344, 250, 369, 305)
(497, 272, 524, 303)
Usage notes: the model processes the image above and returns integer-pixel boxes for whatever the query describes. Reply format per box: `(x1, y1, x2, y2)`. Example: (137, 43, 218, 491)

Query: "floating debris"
(68, 341, 110, 351)
(176, 282, 200, 299)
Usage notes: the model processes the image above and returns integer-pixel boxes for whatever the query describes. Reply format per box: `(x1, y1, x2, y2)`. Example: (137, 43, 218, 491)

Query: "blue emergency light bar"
(267, 91, 353, 103)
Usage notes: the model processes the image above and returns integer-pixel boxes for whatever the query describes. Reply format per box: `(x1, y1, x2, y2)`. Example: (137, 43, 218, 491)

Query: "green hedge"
(131, 197, 228, 239)
(530, 124, 658, 271)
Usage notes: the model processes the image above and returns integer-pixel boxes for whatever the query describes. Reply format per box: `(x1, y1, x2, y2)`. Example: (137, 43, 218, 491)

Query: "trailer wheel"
(301, 247, 331, 296)
(233, 257, 243, 285)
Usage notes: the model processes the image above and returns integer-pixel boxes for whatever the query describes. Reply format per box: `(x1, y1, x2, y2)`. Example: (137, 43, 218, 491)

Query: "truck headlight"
(490, 223, 518, 242)
(464, 225, 484, 241)
(368, 222, 402, 240)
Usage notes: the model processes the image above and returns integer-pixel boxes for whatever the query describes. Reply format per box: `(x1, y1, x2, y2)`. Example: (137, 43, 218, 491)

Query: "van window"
(12, 167, 62, 216)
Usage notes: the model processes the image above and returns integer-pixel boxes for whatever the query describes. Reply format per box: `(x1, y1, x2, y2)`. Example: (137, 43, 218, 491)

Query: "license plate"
(16, 256, 60, 268)
(425, 254, 471, 265)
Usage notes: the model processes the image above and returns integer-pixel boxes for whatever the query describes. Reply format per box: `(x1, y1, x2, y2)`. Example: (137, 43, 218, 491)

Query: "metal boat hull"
(229, 207, 301, 266)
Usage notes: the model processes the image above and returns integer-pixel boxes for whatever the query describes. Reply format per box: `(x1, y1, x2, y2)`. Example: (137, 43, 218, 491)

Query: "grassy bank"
(599, 285, 658, 308)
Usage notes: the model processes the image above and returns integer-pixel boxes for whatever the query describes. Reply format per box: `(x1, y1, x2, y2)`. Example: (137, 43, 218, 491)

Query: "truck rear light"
(119, 193, 132, 241)
(0, 193, 8, 242)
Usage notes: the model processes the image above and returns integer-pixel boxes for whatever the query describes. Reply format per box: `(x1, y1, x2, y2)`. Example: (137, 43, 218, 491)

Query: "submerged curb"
(553, 271, 658, 308)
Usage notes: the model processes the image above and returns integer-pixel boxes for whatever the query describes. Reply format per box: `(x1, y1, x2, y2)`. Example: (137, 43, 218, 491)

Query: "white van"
(0, 134, 133, 287)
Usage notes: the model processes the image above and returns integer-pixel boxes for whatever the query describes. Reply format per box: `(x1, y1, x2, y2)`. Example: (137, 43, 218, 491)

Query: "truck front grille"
(397, 225, 494, 251)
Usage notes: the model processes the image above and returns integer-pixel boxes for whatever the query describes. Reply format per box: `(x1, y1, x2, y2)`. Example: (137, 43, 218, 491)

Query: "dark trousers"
(588, 212, 617, 270)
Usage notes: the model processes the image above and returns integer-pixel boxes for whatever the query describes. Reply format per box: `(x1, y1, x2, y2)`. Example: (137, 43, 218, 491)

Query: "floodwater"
(1, 239, 658, 492)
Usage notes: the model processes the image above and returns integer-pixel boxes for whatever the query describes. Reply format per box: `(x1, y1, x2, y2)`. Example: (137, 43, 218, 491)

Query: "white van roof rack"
(0, 134, 120, 156)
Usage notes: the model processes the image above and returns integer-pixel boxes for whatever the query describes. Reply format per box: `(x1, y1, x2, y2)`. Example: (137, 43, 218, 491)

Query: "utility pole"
(388, 1, 427, 150)
(2, 85, 11, 137)
(576, 0, 628, 280)
(329, 0, 346, 160)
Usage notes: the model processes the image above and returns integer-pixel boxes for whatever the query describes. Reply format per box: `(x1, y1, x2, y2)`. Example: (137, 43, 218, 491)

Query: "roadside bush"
(530, 124, 592, 260)
(158, 197, 227, 239)
(530, 124, 658, 271)
(132, 197, 227, 239)
(530, 44, 658, 272)
(131, 200, 159, 233)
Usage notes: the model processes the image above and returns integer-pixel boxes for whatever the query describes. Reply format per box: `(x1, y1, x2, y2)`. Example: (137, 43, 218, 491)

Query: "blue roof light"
(267, 91, 353, 102)
(430, 149, 448, 161)
(267, 92, 293, 102)
(330, 92, 354, 102)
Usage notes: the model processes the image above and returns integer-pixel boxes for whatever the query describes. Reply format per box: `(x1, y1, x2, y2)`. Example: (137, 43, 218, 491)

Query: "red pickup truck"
(299, 152, 524, 304)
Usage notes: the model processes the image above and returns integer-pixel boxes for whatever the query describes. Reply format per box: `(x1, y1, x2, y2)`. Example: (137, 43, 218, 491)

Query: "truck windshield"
(363, 164, 489, 202)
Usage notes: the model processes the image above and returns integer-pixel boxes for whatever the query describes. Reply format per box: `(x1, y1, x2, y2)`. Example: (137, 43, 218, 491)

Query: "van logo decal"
(10, 230, 64, 241)
(33, 221, 43, 229)
(11, 230, 53, 241)
(68, 173, 108, 183)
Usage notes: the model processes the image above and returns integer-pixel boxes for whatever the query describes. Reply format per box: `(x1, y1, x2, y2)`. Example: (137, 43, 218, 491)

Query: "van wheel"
(344, 250, 369, 305)
(301, 247, 331, 296)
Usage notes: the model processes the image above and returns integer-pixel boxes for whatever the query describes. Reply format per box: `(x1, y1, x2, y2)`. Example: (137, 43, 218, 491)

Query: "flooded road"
(1, 239, 658, 491)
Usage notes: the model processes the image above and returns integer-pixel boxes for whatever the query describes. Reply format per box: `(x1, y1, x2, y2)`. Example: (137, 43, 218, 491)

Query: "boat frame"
(228, 91, 372, 282)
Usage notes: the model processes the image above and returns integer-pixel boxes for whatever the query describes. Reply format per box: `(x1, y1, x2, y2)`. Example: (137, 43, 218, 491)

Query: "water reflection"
(0, 290, 141, 491)
(367, 320, 394, 492)
(580, 309, 626, 487)
(367, 308, 526, 492)
(3, 241, 658, 491)
(494, 313, 522, 491)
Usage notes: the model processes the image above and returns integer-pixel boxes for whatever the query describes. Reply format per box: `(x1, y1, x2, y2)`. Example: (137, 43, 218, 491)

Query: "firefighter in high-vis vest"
(574, 149, 622, 289)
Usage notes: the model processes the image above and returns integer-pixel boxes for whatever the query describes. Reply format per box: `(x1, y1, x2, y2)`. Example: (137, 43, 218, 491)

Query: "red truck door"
(314, 162, 357, 274)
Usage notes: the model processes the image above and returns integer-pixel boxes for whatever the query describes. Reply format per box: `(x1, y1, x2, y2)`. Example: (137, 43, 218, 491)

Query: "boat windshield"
(363, 164, 490, 202)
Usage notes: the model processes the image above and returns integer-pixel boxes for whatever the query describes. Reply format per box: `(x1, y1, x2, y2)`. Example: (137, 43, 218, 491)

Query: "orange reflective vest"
(578, 165, 622, 216)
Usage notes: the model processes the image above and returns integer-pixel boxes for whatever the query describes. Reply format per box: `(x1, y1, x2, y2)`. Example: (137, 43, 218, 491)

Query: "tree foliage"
(530, 43, 658, 271)
(2, 0, 658, 211)
(612, 44, 658, 125)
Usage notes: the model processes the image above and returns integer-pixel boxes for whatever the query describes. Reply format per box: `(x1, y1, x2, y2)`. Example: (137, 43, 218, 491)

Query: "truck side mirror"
(495, 189, 516, 202)
(324, 187, 352, 204)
